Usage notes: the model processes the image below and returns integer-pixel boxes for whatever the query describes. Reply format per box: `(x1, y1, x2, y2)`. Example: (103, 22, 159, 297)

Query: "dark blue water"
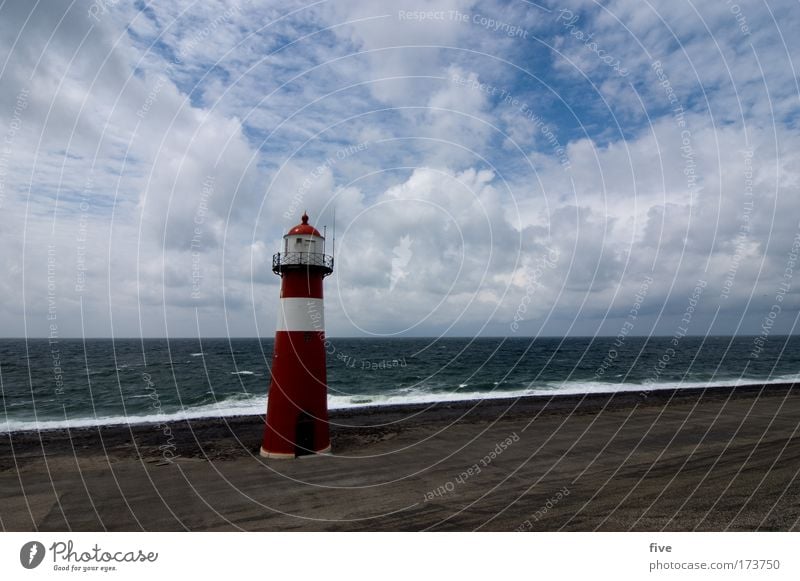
(1, 336, 799, 431)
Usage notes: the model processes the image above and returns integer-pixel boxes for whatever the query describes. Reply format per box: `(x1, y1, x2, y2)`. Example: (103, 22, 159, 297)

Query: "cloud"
(1, 0, 798, 338)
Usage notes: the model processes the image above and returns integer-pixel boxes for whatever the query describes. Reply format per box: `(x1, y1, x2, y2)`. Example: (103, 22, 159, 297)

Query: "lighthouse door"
(295, 412, 315, 457)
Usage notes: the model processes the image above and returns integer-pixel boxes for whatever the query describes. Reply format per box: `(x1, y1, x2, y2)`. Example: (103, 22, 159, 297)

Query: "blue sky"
(0, 0, 799, 338)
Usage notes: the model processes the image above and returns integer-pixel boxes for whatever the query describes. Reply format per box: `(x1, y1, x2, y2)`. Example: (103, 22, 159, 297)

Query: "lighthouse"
(261, 212, 334, 459)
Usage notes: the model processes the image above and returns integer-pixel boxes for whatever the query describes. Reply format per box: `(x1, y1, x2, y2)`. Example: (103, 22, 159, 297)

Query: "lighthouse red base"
(260, 330, 331, 458)
(261, 212, 333, 459)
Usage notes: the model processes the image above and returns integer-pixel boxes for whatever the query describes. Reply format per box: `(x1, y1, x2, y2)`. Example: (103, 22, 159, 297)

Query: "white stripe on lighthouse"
(276, 297, 325, 332)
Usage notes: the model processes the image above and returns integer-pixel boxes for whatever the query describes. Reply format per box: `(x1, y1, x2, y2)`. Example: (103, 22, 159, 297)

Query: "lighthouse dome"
(287, 212, 323, 237)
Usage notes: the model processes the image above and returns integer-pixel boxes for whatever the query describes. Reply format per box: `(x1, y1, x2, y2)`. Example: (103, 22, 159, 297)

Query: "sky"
(0, 0, 798, 339)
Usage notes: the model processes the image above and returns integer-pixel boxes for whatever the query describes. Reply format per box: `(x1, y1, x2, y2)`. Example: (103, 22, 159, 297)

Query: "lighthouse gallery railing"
(272, 252, 334, 275)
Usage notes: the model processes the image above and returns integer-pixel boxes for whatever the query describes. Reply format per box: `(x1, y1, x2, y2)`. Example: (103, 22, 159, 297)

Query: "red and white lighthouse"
(261, 212, 334, 459)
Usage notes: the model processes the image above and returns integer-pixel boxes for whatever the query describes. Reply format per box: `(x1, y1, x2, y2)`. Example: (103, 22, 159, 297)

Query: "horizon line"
(2, 334, 796, 340)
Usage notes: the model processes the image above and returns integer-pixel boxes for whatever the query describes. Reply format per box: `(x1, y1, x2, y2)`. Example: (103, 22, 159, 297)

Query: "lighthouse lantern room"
(261, 212, 334, 459)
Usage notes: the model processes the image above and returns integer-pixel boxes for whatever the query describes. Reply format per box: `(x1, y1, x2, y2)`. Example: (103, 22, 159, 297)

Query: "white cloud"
(1, 0, 798, 338)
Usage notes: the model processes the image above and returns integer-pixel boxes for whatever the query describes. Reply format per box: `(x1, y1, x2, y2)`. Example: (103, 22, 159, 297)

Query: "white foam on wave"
(538, 373, 800, 396)
(230, 370, 256, 376)
(3, 374, 798, 433)
(0, 397, 267, 433)
(326, 374, 800, 409)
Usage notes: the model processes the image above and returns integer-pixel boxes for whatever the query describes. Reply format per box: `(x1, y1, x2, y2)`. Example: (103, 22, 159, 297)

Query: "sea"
(1, 336, 799, 433)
